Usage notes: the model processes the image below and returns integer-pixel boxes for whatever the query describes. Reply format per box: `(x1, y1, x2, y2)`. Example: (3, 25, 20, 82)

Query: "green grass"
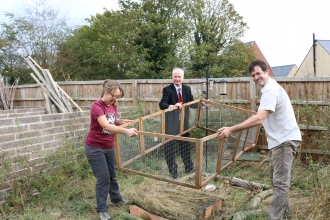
(1, 145, 329, 220)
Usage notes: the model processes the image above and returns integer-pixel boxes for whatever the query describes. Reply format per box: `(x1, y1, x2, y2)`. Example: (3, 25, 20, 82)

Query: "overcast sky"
(1, 0, 330, 68)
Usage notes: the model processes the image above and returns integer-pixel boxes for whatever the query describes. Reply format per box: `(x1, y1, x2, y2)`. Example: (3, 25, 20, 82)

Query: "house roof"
(244, 41, 274, 76)
(318, 40, 330, 54)
(272, 64, 296, 77)
(244, 41, 255, 46)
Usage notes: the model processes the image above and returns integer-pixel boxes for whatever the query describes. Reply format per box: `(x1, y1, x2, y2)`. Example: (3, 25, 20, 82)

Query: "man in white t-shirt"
(218, 60, 301, 220)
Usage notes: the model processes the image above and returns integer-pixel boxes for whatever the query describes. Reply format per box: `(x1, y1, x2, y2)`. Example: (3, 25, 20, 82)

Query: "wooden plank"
(136, 131, 198, 143)
(202, 199, 223, 219)
(114, 133, 122, 168)
(25, 58, 47, 83)
(200, 132, 219, 142)
(138, 118, 145, 155)
(232, 131, 242, 162)
(44, 69, 60, 99)
(206, 100, 258, 114)
(132, 80, 138, 106)
(56, 83, 82, 112)
(216, 138, 224, 173)
(180, 106, 185, 134)
(249, 77, 257, 111)
(43, 91, 51, 114)
(130, 205, 168, 220)
(242, 128, 250, 151)
(30, 73, 67, 113)
(195, 139, 203, 188)
(242, 144, 256, 152)
(202, 173, 219, 188)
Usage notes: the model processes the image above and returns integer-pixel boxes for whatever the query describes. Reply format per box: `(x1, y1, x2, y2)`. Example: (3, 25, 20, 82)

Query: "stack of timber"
(0, 74, 19, 110)
(26, 56, 82, 113)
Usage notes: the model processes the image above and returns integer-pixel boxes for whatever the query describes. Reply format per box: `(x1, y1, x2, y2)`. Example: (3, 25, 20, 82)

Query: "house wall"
(287, 65, 298, 77)
(295, 42, 330, 77)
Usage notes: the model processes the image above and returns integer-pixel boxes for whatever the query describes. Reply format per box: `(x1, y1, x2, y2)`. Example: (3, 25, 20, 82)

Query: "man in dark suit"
(159, 67, 195, 179)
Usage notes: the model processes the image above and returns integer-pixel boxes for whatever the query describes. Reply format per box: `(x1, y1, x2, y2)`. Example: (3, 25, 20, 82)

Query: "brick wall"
(0, 106, 135, 197)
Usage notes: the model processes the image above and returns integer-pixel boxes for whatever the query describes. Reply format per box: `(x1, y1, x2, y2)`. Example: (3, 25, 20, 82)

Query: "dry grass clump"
(126, 181, 223, 220)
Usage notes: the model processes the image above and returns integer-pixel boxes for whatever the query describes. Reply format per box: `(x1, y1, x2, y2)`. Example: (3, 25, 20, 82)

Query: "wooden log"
(247, 189, 273, 209)
(231, 177, 264, 191)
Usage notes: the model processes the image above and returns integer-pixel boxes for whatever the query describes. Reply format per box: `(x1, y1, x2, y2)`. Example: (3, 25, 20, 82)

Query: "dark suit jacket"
(159, 84, 194, 135)
(159, 84, 194, 109)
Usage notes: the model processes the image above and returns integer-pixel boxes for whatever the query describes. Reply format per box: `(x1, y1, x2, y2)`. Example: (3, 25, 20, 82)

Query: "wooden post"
(132, 80, 138, 106)
(195, 139, 203, 188)
(139, 118, 145, 155)
(216, 138, 224, 173)
(56, 83, 83, 112)
(44, 69, 60, 98)
(232, 131, 242, 162)
(30, 73, 67, 113)
(249, 78, 257, 111)
(43, 91, 52, 114)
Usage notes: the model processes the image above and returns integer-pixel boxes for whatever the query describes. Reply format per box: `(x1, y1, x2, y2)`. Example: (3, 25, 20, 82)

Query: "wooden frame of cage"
(115, 99, 261, 189)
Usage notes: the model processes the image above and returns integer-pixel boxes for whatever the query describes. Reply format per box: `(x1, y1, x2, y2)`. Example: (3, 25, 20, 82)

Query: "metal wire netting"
(115, 100, 261, 189)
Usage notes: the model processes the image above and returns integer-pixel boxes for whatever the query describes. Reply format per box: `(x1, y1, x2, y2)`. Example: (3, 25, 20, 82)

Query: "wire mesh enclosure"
(115, 100, 261, 189)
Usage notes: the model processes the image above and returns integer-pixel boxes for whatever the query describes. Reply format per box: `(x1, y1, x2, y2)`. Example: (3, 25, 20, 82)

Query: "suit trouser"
(85, 144, 123, 213)
(268, 140, 300, 220)
(164, 138, 194, 177)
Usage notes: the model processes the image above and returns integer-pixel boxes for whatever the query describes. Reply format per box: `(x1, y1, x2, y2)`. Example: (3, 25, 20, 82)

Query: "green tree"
(56, 8, 147, 80)
(212, 41, 257, 78)
(187, 0, 254, 78)
(125, 0, 189, 79)
(0, 0, 72, 83)
(57, 0, 254, 80)
(57, 0, 189, 80)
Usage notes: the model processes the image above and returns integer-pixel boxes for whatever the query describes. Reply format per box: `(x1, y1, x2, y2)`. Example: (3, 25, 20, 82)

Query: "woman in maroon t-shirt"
(85, 79, 137, 220)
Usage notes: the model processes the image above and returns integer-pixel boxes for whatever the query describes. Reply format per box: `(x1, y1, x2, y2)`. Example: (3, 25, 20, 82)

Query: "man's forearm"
(231, 115, 263, 132)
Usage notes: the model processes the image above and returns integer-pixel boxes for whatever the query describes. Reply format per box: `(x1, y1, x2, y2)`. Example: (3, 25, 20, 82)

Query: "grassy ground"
(1, 151, 329, 220)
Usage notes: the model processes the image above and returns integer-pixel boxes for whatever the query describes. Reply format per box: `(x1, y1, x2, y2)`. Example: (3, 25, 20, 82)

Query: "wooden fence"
(12, 77, 330, 158)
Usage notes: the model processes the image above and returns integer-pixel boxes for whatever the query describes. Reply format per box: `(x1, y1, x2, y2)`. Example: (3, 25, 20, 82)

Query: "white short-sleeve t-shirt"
(258, 78, 301, 149)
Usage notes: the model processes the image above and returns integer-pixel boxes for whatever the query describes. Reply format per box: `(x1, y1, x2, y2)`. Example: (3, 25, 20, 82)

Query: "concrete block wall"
(0, 105, 137, 197)
(0, 107, 90, 197)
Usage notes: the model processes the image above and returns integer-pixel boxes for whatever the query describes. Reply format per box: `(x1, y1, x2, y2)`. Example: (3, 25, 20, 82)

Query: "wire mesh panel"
(141, 113, 162, 151)
(115, 100, 261, 189)
(116, 121, 140, 165)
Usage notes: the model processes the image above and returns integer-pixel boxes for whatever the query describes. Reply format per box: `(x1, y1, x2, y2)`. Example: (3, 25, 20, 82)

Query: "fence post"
(249, 78, 257, 111)
(133, 80, 138, 106)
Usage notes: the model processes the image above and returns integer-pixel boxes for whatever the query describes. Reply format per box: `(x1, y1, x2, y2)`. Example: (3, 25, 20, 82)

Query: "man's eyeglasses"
(110, 93, 122, 99)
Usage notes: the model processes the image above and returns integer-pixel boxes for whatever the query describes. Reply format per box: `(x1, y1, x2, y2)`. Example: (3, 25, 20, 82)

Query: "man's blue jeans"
(268, 140, 300, 220)
(85, 144, 123, 212)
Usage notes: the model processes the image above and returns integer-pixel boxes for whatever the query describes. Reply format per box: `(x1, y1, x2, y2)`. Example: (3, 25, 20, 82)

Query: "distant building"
(295, 40, 330, 77)
(272, 64, 298, 77)
(245, 41, 274, 77)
